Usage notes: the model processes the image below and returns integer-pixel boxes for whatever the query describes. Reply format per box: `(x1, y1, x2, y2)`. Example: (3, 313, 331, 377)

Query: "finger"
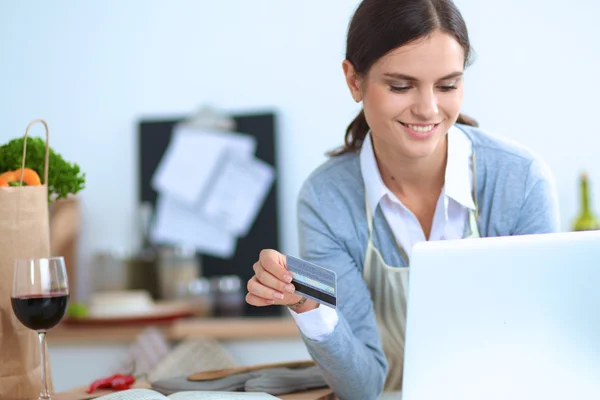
(259, 250, 293, 284)
(247, 275, 285, 301)
(245, 292, 274, 307)
(253, 262, 296, 295)
(252, 261, 262, 275)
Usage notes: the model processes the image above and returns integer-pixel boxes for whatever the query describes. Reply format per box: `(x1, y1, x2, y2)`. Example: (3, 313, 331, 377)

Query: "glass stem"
(38, 331, 50, 400)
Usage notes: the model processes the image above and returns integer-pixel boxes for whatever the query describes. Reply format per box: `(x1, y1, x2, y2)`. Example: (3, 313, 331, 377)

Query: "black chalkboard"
(138, 112, 282, 317)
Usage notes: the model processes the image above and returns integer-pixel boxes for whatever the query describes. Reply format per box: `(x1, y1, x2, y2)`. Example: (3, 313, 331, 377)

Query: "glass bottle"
(572, 172, 600, 231)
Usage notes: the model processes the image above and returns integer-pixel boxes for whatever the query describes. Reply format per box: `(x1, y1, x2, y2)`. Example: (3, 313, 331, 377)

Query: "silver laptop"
(402, 230, 600, 400)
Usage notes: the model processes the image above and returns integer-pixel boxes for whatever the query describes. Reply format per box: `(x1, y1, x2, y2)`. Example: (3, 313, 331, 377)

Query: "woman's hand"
(246, 249, 318, 313)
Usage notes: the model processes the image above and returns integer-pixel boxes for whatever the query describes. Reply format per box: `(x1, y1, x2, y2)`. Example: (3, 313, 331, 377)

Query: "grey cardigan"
(296, 124, 560, 400)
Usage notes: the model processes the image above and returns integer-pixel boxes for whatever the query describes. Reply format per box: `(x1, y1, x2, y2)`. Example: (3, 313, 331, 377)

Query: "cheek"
(440, 88, 464, 116)
(364, 85, 410, 119)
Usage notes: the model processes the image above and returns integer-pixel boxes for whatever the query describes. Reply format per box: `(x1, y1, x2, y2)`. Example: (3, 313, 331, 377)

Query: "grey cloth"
(245, 366, 327, 395)
(150, 366, 327, 396)
(151, 372, 257, 395)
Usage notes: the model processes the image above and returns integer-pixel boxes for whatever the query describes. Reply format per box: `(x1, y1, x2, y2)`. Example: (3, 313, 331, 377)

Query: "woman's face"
(344, 30, 465, 160)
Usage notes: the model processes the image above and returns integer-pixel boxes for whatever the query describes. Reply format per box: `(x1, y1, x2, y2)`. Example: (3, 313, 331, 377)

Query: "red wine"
(11, 293, 69, 331)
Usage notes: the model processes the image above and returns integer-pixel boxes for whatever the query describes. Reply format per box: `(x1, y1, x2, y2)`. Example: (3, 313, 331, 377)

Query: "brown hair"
(331, 0, 478, 156)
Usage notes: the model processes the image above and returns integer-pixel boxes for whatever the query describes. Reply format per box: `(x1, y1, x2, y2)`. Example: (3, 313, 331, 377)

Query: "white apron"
(363, 153, 481, 391)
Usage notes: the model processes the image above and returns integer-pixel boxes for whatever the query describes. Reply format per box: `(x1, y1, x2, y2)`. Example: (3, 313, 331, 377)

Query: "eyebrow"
(383, 71, 464, 81)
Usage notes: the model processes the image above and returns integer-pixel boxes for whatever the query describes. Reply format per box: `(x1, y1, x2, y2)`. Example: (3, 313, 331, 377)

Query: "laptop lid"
(402, 231, 600, 400)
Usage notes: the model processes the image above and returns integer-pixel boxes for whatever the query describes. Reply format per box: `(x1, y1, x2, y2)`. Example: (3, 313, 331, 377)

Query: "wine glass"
(11, 257, 69, 400)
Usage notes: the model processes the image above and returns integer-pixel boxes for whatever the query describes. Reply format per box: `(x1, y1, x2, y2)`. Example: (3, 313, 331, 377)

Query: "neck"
(372, 135, 448, 196)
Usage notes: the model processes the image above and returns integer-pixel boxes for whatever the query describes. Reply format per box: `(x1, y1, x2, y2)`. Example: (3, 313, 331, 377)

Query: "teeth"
(407, 124, 435, 133)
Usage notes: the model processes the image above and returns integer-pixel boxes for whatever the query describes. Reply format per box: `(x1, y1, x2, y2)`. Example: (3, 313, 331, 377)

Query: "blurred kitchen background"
(2, 0, 600, 306)
(2, 0, 600, 393)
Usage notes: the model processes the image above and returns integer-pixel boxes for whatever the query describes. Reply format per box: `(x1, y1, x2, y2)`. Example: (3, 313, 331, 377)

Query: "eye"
(439, 85, 457, 92)
(438, 79, 460, 92)
(390, 85, 410, 93)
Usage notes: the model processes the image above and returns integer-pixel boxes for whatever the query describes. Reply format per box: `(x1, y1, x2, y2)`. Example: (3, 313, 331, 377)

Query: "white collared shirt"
(290, 125, 475, 340)
(362, 125, 476, 259)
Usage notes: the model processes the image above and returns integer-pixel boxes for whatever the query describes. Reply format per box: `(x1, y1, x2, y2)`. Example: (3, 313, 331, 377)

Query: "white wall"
(1, 1, 599, 300)
(457, 0, 600, 225)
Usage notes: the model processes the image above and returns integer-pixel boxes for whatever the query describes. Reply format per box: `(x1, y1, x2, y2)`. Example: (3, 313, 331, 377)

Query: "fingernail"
(284, 275, 293, 283)
(273, 292, 284, 300)
(267, 300, 275, 305)
(285, 284, 295, 293)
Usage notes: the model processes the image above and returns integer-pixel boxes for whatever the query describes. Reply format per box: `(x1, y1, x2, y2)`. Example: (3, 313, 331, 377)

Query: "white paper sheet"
(169, 391, 277, 400)
(151, 124, 257, 206)
(94, 388, 167, 400)
(94, 388, 277, 400)
(150, 194, 237, 259)
(202, 154, 275, 236)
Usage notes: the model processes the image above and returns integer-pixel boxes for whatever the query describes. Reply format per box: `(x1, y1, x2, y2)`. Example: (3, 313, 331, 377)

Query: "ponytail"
(328, 109, 370, 156)
(328, 111, 479, 157)
(456, 113, 478, 127)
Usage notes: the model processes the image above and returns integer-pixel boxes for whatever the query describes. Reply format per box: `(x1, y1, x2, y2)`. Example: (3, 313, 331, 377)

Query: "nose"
(411, 89, 439, 120)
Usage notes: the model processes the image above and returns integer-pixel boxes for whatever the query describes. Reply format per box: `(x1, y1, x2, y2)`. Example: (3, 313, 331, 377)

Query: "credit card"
(285, 255, 337, 308)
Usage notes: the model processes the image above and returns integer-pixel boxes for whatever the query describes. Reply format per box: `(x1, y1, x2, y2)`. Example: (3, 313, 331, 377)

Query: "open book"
(95, 388, 278, 400)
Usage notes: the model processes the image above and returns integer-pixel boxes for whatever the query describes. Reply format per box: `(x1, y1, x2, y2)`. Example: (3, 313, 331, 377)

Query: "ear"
(342, 60, 363, 103)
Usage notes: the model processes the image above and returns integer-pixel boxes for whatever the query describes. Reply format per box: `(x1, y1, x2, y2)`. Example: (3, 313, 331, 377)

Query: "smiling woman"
(244, 0, 560, 399)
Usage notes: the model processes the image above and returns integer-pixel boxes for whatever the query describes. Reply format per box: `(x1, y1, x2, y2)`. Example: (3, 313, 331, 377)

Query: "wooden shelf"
(48, 316, 300, 344)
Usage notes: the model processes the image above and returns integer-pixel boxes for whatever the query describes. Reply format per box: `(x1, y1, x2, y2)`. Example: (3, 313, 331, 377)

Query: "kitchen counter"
(48, 316, 300, 343)
(48, 316, 310, 393)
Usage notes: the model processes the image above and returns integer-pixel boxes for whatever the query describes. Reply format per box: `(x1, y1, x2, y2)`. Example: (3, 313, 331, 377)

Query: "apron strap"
(471, 151, 479, 221)
(365, 197, 374, 236)
(364, 197, 375, 271)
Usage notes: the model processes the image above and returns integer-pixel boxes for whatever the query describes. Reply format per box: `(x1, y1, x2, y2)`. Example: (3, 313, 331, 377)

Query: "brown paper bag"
(50, 197, 81, 300)
(0, 119, 54, 399)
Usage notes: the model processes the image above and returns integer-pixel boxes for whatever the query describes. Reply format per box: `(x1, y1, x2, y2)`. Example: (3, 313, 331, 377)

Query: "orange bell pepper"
(0, 168, 41, 186)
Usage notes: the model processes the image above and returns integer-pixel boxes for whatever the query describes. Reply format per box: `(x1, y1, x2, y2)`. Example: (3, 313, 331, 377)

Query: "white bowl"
(88, 290, 154, 318)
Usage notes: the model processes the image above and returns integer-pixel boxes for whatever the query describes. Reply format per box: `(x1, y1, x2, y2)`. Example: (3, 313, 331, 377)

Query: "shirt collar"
(360, 133, 391, 217)
(359, 125, 476, 216)
(445, 125, 476, 211)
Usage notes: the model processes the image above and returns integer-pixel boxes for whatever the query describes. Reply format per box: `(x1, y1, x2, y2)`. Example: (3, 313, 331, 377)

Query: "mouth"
(399, 121, 442, 133)
(398, 121, 443, 140)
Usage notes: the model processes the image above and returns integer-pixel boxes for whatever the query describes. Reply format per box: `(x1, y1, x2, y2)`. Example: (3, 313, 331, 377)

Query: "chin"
(401, 134, 445, 159)
(403, 144, 440, 159)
